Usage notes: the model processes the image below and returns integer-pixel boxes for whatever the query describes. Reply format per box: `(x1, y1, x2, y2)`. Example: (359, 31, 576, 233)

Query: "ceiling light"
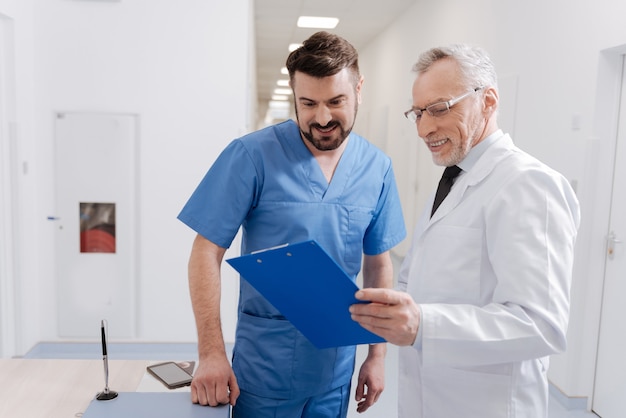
(281, 67, 288, 75)
(269, 100, 290, 109)
(288, 43, 302, 52)
(265, 102, 291, 125)
(297, 16, 339, 29)
(272, 95, 289, 101)
(274, 88, 292, 95)
(276, 79, 289, 87)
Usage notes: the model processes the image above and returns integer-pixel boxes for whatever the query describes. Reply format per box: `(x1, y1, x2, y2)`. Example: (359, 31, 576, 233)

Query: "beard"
(295, 104, 358, 152)
(300, 121, 352, 151)
(430, 114, 485, 166)
(431, 137, 470, 167)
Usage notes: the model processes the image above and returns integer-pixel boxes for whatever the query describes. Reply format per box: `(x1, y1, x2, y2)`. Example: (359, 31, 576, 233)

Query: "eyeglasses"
(404, 87, 483, 123)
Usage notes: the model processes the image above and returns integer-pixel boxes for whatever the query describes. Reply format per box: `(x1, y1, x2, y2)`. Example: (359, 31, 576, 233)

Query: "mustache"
(310, 121, 340, 130)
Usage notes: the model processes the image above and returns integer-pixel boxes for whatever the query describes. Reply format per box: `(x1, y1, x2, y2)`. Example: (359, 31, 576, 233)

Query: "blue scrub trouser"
(232, 383, 351, 418)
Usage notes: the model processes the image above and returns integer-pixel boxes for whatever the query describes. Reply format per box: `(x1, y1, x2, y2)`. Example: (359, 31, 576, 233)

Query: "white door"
(592, 54, 626, 418)
(54, 112, 138, 339)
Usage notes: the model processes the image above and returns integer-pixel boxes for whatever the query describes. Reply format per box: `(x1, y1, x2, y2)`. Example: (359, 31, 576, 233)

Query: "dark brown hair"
(286, 31, 360, 87)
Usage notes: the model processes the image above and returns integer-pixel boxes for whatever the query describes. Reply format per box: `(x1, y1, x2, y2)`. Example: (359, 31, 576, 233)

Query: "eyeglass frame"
(404, 86, 484, 123)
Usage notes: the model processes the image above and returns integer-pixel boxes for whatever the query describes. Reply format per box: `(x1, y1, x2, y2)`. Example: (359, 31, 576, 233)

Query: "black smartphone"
(146, 361, 193, 389)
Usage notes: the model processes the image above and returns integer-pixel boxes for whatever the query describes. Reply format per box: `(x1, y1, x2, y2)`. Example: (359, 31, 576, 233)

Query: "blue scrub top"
(178, 120, 406, 399)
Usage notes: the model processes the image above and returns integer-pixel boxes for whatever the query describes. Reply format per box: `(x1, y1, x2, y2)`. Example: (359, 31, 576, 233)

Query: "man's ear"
(483, 86, 498, 115)
(355, 75, 365, 104)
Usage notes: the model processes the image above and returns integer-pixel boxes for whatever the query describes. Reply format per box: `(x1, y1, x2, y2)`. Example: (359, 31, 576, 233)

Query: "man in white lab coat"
(350, 44, 580, 417)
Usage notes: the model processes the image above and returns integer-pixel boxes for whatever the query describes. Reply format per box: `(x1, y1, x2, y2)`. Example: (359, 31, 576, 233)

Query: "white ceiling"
(254, 0, 417, 123)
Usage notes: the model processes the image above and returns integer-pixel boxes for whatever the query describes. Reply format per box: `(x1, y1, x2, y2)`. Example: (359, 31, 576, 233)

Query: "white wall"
(355, 0, 626, 402)
(0, 0, 252, 355)
(0, 0, 36, 357)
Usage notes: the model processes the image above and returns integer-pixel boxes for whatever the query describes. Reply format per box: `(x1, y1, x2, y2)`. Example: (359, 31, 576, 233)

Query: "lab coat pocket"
(417, 225, 482, 303)
(422, 364, 512, 417)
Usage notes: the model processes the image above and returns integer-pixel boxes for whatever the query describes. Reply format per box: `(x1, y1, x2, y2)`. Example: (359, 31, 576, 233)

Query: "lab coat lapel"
(428, 177, 470, 224)
(427, 134, 516, 225)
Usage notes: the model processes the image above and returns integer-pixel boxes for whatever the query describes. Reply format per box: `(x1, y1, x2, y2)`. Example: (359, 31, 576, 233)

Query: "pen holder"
(96, 388, 118, 401)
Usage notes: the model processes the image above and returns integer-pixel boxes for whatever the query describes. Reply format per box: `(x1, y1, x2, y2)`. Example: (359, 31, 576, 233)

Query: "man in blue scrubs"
(178, 31, 406, 417)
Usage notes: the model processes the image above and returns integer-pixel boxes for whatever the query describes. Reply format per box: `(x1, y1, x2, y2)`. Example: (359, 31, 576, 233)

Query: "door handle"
(607, 231, 623, 260)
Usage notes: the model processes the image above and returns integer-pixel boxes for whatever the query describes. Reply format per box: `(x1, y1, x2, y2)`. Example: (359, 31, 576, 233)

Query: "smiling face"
(411, 58, 492, 167)
(292, 68, 363, 154)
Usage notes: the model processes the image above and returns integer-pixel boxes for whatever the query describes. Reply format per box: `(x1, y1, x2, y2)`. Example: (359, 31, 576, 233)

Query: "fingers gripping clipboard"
(226, 240, 385, 348)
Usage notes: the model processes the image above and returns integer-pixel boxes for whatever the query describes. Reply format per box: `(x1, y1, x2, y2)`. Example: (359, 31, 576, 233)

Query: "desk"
(0, 359, 222, 418)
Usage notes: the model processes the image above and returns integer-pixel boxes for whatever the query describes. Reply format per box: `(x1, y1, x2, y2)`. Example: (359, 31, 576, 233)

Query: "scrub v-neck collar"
(282, 120, 356, 201)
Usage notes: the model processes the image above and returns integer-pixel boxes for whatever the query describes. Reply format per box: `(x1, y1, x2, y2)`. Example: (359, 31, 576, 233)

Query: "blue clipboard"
(226, 240, 385, 348)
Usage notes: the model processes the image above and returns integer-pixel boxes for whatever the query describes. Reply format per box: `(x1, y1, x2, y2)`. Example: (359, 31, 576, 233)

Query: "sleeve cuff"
(412, 305, 423, 351)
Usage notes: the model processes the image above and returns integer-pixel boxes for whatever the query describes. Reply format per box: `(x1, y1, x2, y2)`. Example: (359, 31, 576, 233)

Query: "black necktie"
(431, 165, 462, 217)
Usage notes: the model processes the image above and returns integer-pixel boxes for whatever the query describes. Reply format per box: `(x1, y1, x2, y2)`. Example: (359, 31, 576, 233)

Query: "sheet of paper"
(226, 240, 385, 348)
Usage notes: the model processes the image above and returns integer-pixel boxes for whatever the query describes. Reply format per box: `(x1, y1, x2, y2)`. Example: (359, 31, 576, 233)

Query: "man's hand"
(190, 353, 240, 407)
(350, 288, 421, 346)
(354, 347, 385, 413)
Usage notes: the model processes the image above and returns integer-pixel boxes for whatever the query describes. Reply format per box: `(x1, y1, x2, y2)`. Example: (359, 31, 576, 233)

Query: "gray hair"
(413, 44, 498, 90)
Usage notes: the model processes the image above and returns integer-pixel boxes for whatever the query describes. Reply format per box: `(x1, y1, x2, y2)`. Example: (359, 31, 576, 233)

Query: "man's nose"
(315, 105, 332, 126)
(416, 113, 436, 138)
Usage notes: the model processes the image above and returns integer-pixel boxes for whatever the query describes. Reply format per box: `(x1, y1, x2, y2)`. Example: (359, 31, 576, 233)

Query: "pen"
(96, 319, 118, 400)
(101, 320, 109, 392)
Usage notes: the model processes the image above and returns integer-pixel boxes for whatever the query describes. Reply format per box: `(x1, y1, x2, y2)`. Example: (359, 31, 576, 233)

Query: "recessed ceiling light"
(289, 43, 302, 52)
(269, 100, 290, 108)
(281, 67, 288, 75)
(276, 79, 290, 87)
(274, 88, 292, 95)
(272, 95, 289, 101)
(297, 16, 339, 29)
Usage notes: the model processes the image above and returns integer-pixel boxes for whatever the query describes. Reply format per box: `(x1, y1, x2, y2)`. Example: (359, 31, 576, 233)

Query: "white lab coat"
(397, 134, 580, 418)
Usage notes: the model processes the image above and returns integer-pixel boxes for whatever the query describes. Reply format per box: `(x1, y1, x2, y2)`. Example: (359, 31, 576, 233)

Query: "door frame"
(588, 45, 626, 410)
(0, 13, 19, 358)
